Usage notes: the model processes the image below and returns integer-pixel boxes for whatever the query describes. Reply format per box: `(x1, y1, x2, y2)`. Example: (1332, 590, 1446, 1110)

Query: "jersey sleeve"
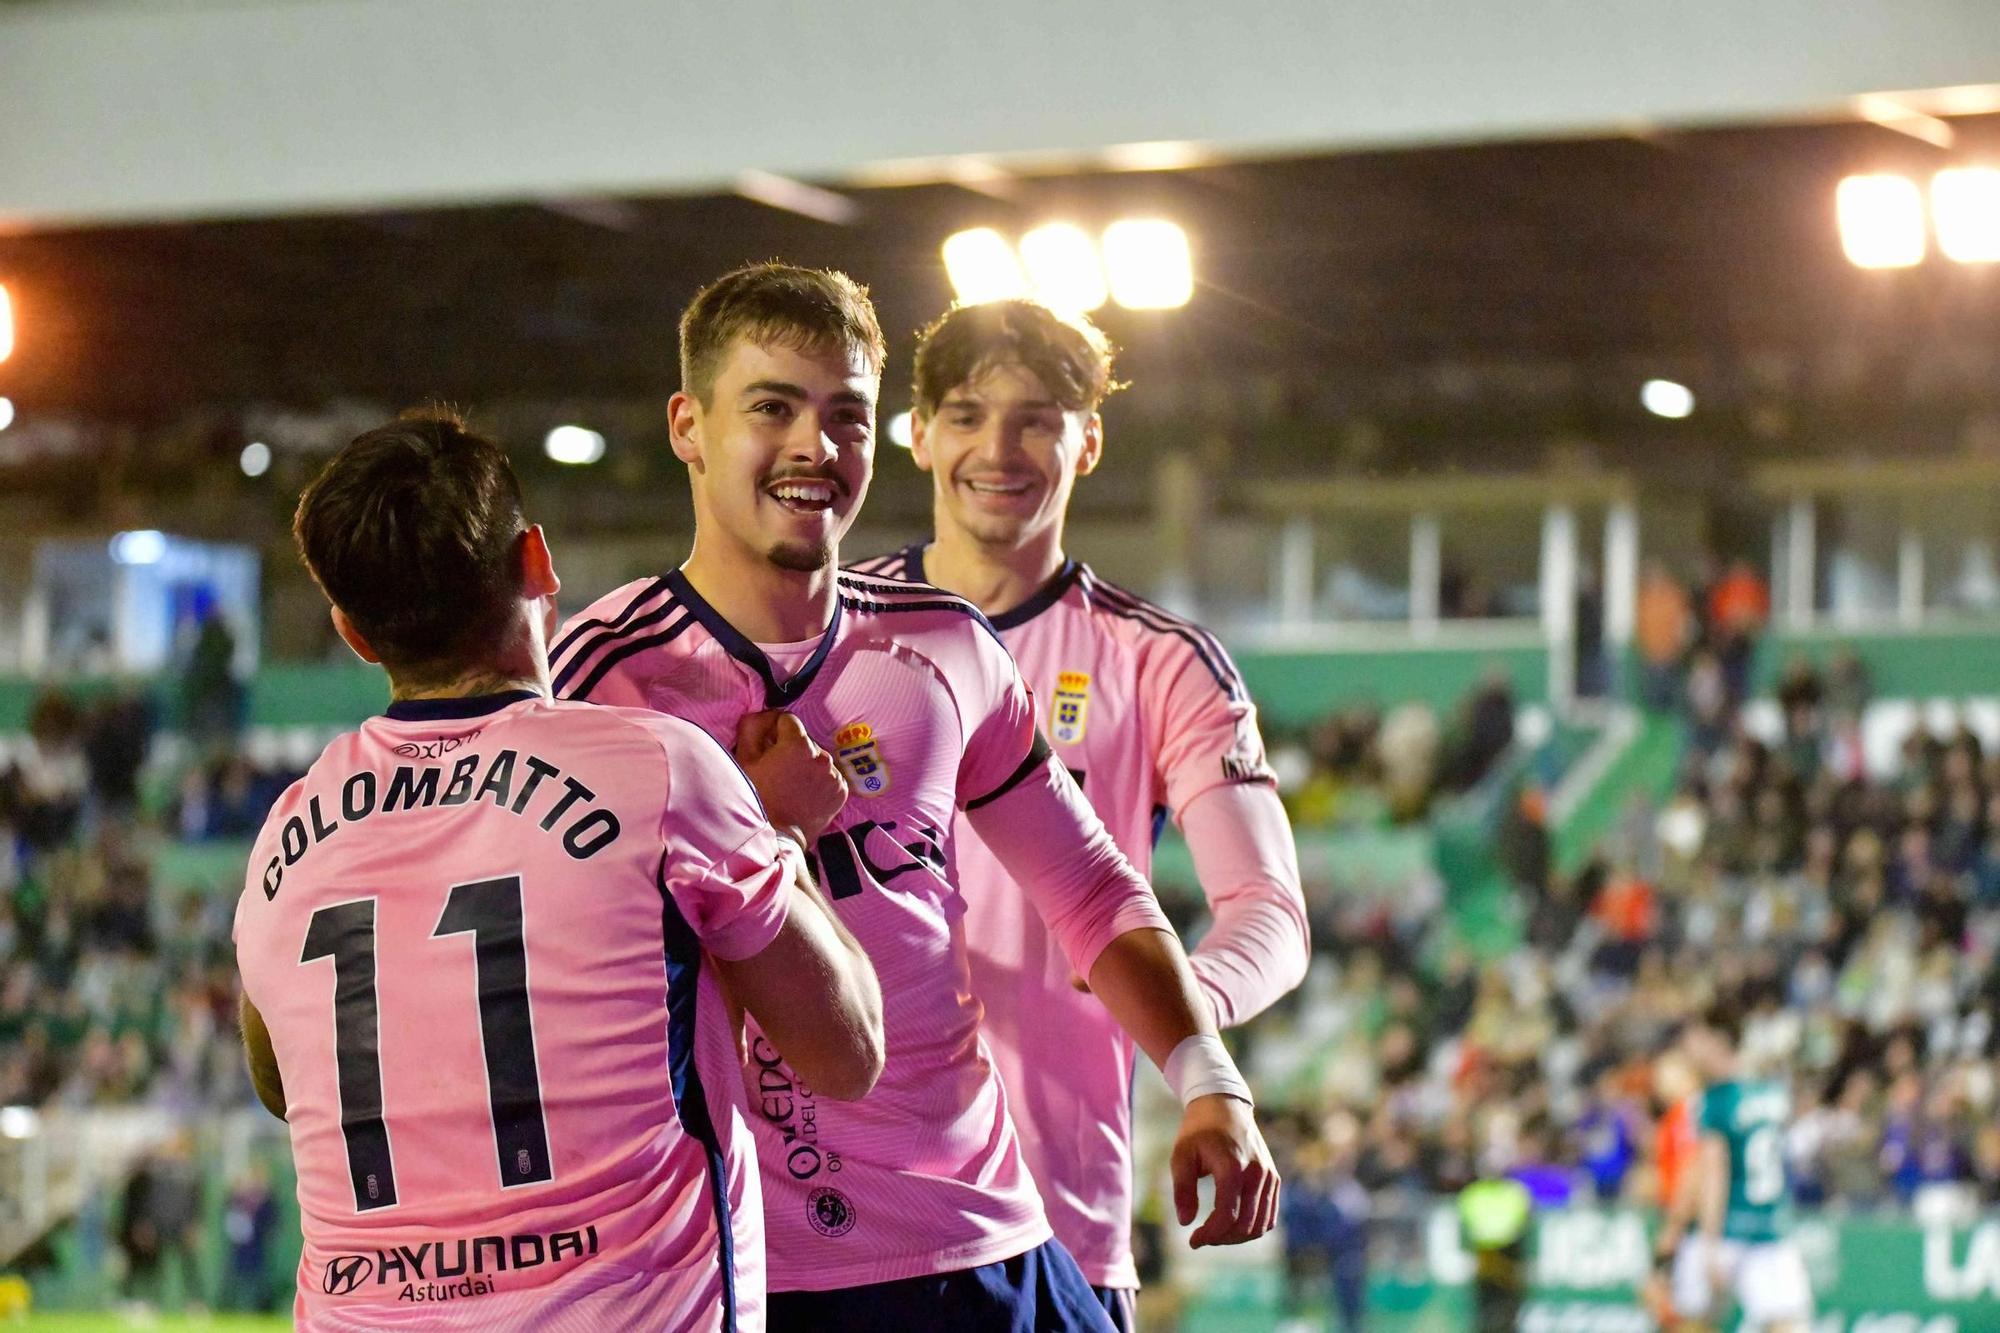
(1178, 782, 1311, 1028)
(641, 715, 795, 962)
(951, 623, 1045, 811)
(548, 579, 672, 709)
(1143, 631, 1277, 819)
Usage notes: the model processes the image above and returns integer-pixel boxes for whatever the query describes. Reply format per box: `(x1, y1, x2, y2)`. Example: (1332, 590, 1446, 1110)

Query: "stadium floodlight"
(1019, 222, 1109, 314)
(0, 283, 12, 363)
(110, 530, 167, 565)
(0, 397, 12, 432)
(544, 424, 606, 466)
(1641, 379, 1695, 418)
(1933, 167, 2000, 263)
(1102, 219, 1193, 310)
(887, 410, 914, 450)
(239, 441, 272, 477)
(942, 228, 1029, 306)
(1837, 174, 1926, 268)
(0, 1106, 40, 1140)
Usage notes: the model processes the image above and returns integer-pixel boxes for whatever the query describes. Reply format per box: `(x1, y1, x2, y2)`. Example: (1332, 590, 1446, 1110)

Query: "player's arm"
(964, 752, 1278, 1248)
(1177, 783, 1310, 1027)
(718, 710, 884, 1101)
(1149, 642, 1309, 1028)
(238, 993, 286, 1120)
(1697, 1131, 1728, 1248)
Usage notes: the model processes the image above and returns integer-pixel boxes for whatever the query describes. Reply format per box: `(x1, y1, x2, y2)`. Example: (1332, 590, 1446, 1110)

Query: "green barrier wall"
(1234, 643, 1549, 729)
(1186, 1205, 2000, 1332)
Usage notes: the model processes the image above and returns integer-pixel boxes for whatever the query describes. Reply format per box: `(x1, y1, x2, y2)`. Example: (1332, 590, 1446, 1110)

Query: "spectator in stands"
(216, 1161, 280, 1313)
(119, 1133, 203, 1312)
(1276, 1110, 1370, 1333)
(179, 611, 243, 756)
(1708, 558, 1770, 705)
(6, 692, 89, 852)
(1637, 559, 1692, 712)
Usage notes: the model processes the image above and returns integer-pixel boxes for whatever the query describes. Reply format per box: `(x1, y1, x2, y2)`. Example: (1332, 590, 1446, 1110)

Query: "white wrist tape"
(1162, 1034, 1253, 1107)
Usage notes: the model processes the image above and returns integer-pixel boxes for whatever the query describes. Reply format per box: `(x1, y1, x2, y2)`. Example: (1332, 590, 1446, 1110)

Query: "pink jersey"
(852, 548, 1303, 1290)
(234, 691, 793, 1332)
(551, 568, 1167, 1290)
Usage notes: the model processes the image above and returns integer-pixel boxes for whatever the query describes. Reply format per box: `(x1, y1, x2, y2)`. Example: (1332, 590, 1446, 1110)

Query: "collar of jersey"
(902, 542, 1084, 632)
(383, 689, 541, 721)
(664, 566, 843, 708)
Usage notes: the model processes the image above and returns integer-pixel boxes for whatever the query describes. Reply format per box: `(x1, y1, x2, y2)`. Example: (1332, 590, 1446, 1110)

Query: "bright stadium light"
(1019, 222, 1108, 314)
(0, 284, 12, 364)
(1102, 219, 1193, 309)
(544, 425, 605, 466)
(1837, 174, 1926, 268)
(1641, 379, 1695, 419)
(942, 228, 1028, 306)
(239, 441, 272, 477)
(1933, 167, 2000, 263)
(0, 397, 12, 432)
(887, 410, 914, 449)
(110, 530, 167, 565)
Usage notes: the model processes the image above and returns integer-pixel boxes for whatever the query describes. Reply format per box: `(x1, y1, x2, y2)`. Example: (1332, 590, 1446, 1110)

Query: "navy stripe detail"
(835, 571, 957, 599)
(989, 559, 1084, 631)
(842, 545, 925, 582)
(657, 875, 738, 1331)
(838, 594, 1006, 648)
(963, 731, 1053, 811)
(1082, 574, 1245, 702)
(548, 577, 669, 666)
(564, 612, 698, 701)
(382, 689, 539, 721)
(550, 593, 685, 696)
(665, 569, 843, 709)
(1088, 575, 1246, 693)
(900, 543, 925, 583)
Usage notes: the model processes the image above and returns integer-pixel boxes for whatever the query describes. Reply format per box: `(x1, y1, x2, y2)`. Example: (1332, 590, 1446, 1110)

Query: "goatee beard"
(767, 539, 832, 573)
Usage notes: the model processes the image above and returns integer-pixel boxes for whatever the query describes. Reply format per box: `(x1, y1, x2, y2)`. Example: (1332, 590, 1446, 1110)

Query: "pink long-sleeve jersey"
(549, 567, 1169, 1291)
(234, 691, 795, 1332)
(851, 548, 1308, 1290)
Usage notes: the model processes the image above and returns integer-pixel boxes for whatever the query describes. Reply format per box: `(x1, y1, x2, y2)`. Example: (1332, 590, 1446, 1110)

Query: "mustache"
(762, 466, 850, 497)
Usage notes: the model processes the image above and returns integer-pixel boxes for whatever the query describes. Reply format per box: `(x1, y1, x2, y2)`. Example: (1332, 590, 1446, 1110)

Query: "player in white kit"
(235, 413, 884, 1332)
(852, 298, 1310, 1327)
(552, 264, 1278, 1330)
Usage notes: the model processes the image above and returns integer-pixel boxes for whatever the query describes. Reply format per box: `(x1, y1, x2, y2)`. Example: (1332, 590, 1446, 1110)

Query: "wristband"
(1162, 1034, 1253, 1107)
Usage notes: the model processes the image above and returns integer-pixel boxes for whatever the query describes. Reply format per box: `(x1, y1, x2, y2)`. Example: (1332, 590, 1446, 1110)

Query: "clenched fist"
(733, 710, 848, 845)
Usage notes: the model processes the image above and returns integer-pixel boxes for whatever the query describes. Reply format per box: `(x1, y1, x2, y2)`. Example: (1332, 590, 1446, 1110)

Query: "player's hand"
(1171, 1093, 1278, 1247)
(734, 710, 848, 845)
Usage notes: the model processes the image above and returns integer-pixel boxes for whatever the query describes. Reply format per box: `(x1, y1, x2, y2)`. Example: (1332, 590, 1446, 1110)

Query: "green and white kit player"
(1686, 1049, 1814, 1332)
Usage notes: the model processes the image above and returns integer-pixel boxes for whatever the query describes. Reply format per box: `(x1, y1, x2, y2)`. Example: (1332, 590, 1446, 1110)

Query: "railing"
(0, 1105, 177, 1266)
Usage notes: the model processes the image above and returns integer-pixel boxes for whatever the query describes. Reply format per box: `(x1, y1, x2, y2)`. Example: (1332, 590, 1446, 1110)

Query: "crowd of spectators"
(1244, 641, 2000, 1276)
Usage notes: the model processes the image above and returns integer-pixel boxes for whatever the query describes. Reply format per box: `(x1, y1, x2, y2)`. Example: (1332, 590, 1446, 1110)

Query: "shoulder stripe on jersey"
(963, 731, 1054, 812)
(989, 559, 1083, 632)
(550, 593, 686, 697)
(654, 875, 739, 1331)
(549, 577, 671, 666)
(563, 612, 699, 701)
(837, 593, 1005, 647)
(1082, 572, 1247, 702)
(835, 571, 954, 599)
(842, 551, 911, 579)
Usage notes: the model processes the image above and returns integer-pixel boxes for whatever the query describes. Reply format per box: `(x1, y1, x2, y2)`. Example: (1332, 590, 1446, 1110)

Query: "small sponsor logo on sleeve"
(1050, 671, 1091, 745)
(834, 722, 890, 797)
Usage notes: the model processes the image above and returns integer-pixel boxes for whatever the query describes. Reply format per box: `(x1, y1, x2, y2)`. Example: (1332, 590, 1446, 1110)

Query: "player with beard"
(236, 413, 884, 1331)
(552, 264, 1276, 1331)
(851, 299, 1309, 1328)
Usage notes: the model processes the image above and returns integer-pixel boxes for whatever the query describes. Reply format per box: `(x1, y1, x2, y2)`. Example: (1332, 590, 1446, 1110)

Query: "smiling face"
(912, 360, 1100, 552)
(670, 336, 877, 573)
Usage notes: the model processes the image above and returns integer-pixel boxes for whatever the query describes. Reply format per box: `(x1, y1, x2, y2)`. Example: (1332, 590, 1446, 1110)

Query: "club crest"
(834, 722, 890, 797)
(1051, 671, 1091, 745)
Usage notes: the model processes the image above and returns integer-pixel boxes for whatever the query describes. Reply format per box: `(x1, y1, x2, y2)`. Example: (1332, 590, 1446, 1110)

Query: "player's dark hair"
(679, 262, 886, 405)
(293, 411, 527, 687)
(912, 299, 1122, 418)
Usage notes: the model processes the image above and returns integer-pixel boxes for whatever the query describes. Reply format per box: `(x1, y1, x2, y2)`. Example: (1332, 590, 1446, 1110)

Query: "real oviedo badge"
(1051, 671, 1091, 745)
(834, 722, 890, 797)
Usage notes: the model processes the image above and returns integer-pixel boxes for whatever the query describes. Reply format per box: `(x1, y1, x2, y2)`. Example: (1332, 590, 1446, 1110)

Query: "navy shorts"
(767, 1239, 1115, 1332)
(1091, 1284, 1136, 1331)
